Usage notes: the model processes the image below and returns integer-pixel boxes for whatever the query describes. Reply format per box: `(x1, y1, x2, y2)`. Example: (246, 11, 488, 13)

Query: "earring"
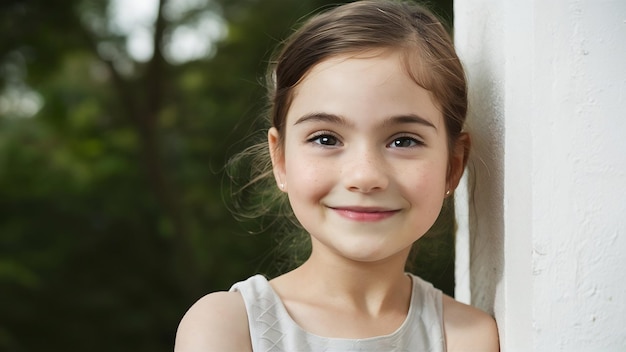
(280, 183, 284, 190)
(445, 189, 451, 196)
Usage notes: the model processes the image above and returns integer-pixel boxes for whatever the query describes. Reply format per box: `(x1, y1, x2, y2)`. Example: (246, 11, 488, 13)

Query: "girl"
(176, 1, 499, 351)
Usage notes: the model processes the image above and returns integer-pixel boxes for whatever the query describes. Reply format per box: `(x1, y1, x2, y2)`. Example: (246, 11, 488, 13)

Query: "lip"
(329, 206, 400, 222)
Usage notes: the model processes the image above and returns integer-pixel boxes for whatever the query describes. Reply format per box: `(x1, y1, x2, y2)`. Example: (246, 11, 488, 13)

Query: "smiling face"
(269, 50, 466, 263)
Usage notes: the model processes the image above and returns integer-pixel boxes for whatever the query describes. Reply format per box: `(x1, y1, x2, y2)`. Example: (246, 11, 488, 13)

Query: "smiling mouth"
(329, 207, 400, 222)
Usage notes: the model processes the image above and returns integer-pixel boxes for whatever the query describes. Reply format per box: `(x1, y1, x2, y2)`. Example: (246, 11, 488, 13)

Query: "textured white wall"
(455, 0, 626, 351)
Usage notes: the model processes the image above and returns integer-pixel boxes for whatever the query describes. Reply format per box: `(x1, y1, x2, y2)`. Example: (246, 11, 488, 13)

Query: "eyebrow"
(294, 112, 436, 130)
(383, 114, 437, 130)
(293, 112, 353, 127)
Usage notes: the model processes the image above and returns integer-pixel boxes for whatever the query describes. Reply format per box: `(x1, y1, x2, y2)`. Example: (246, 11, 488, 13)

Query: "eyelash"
(307, 131, 342, 147)
(387, 135, 425, 148)
(305, 132, 425, 148)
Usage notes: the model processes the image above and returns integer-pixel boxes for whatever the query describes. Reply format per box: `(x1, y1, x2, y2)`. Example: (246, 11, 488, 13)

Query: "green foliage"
(1, 0, 453, 350)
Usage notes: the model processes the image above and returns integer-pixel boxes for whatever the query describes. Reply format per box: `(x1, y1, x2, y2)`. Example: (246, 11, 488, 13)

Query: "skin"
(175, 51, 499, 351)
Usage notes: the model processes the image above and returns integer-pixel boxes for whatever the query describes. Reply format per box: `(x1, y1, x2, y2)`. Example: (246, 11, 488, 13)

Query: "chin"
(333, 243, 407, 264)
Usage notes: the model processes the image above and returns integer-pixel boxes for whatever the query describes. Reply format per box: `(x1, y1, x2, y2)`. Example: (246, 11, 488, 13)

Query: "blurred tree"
(0, 0, 453, 350)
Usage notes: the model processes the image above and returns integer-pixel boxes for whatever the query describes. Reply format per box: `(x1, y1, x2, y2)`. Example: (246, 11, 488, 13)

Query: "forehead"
(286, 50, 444, 129)
(298, 49, 404, 87)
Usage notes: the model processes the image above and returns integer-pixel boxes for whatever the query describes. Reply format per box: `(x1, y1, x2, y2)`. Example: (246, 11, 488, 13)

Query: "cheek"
(406, 166, 447, 229)
(284, 155, 334, 226)
(284, 151, 333, 197)
(402, 160, 448, 206)
(407, 157, 448, 187)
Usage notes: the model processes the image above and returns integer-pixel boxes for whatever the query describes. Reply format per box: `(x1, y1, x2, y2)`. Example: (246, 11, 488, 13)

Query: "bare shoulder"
(174, 291, 251, 352)
(442, 294, 500, 352)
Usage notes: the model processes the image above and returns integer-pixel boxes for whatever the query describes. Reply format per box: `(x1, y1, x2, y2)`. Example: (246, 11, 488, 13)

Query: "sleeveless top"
(229, 274, 446, 352)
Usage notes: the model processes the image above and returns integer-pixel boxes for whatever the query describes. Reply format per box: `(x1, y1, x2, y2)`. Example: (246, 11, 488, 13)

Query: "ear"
(446, 132, 471, 193)
(268, 127, 287, 192)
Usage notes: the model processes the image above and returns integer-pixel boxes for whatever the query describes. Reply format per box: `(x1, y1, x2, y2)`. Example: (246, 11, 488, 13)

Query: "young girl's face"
(269, 50, 453, 263)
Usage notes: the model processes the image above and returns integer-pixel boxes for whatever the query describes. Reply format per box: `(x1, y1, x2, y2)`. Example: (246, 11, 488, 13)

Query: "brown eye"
(308, 134, 340, 146)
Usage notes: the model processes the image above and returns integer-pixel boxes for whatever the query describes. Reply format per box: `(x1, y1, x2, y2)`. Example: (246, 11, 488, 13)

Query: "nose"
(341, 148, 389, 193)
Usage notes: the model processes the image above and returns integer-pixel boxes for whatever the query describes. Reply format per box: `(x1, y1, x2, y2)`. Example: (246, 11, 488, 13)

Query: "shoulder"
(442, 295, 500, 352)
(174, 291, 251, 352)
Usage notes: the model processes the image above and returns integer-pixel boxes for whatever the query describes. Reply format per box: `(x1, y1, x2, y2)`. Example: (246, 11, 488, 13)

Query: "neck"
(289, 243, 412, 313)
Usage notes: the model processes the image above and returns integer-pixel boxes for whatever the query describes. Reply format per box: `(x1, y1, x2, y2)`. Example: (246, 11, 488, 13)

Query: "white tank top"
(229, 273, 446, 352)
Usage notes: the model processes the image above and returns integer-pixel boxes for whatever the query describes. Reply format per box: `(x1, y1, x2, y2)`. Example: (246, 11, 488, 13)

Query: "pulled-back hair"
(228, 0, 467, 273)
(270, 0, 466, 148)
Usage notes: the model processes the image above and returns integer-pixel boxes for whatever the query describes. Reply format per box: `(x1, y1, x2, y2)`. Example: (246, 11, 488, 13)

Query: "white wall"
(454, 0, 626, 351)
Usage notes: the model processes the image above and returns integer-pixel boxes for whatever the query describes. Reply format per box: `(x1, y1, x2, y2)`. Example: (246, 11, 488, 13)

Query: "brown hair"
(229, 0, 467, 272)
(270, 0, 467, 150)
